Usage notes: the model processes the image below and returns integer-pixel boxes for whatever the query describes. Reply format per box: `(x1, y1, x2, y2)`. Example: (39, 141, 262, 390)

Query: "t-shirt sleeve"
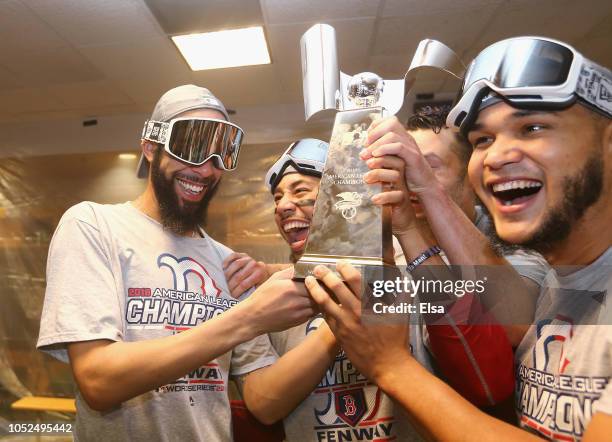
(594, 377, 612, 416)
(504, 250, 551, 287)
(594, 331, 612, 416)
(37, 203, 123, 363)
(230, 333, 278, 377)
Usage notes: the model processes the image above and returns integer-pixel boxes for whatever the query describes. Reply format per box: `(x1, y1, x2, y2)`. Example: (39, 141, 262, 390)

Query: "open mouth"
(175, 177, 207, 201)
(283, 220, 310, 250)
(490, 179, 542, 207)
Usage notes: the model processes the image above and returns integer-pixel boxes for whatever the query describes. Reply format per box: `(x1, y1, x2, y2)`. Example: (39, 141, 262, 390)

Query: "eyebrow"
(469, 109, 560, 133)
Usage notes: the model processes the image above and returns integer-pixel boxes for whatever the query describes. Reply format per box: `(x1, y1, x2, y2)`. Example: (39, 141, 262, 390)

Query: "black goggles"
(142, 117, 245, 170)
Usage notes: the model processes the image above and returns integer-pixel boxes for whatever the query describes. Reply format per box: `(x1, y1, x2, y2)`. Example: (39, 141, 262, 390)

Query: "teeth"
(177, 179, 204, 194)
(284, 221, 309, 232)
(492, 180, 542, 193)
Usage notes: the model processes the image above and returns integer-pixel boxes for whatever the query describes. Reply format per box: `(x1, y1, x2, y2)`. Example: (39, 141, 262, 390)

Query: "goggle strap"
(142, 120, 171, 144)
(576, 60, 612, 117)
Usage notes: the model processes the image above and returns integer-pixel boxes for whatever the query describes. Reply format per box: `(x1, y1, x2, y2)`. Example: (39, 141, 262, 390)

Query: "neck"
(542, 202, 612, 266)
(133, 183, 161, 222)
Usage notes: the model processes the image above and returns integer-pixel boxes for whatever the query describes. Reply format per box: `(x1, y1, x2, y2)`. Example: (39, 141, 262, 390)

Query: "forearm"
(420, 184, 503, 265)
(419, 185, 537, 328)
(376, 355, 539, 441)
(243, 323, 339, 424)
(69, 304, 257, 411)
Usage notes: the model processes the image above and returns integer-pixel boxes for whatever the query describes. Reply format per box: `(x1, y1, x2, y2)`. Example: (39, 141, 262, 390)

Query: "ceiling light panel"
(172, 26, 271, 70)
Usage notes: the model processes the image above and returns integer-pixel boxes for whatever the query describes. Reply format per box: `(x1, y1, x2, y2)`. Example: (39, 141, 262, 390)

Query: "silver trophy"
(294, 24, 465, 280)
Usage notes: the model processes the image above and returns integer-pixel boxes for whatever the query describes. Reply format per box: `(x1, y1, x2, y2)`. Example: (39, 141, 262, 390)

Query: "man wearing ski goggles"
(40, 84, 347, 442)
(447, 36, 612, 134)
(308, 36, 612, 441)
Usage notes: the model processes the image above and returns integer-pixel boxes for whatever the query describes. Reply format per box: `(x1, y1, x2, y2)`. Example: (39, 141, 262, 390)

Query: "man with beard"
(37, 85, 341, 442)
(306, 36, 612, 440)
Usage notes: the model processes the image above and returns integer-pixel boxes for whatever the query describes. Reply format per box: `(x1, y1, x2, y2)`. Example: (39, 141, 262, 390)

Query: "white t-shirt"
(37, 201, 277, 442)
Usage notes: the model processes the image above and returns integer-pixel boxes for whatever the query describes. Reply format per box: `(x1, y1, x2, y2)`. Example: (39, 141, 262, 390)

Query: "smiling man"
(308, 36, 612, 440)
(37, 85, 342, 442)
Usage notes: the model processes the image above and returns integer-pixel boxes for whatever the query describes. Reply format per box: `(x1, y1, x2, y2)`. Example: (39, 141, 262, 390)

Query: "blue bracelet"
(406, 246, 441, 272)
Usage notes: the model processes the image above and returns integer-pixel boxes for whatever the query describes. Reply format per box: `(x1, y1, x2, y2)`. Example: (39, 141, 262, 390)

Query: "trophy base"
(293, 253, 394, 281)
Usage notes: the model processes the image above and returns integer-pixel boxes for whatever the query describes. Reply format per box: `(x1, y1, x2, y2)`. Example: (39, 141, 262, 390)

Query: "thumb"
(268, 265, 295, 281)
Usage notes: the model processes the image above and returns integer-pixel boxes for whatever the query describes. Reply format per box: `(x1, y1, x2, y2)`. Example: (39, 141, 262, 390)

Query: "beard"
(484, 149, 604, 255)
(150, 150, 221, 235)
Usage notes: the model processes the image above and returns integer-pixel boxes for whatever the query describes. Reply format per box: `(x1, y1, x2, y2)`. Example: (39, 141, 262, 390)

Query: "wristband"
(406, 246, 441, 272)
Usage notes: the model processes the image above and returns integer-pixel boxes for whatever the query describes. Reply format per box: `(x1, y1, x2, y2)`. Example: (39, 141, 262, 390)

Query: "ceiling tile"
(470, 0, 612, 53)
(5, 46, 104, 86)
(144, 0, 263, 34)
(262, 0, 382, 25)
(190, 64, 284, 108)
(0, 88, 64, 115)
(382, 0, 503, 17)
(0, 66, 26, 91)
(372, 7, 497, 60)
(0, 0, 67, 58)
(46, 80, 135, 109)
(21, 0, 163, 47)
(77, 37, 191, 82)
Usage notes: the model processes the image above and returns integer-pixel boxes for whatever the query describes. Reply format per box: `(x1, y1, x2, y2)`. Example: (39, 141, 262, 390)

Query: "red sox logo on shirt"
(334, 388, 367, 426)
(158, 253, 221, 296)
(533, 315, 574, 374)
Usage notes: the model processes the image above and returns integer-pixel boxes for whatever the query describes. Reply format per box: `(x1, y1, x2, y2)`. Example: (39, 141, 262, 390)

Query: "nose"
(483, 136, 523, 170)
(276, 194, 297, 217)
(190, 158, 219, 177)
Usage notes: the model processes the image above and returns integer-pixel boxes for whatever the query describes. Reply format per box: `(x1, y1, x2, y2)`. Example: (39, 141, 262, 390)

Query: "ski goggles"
(446, 36, 612, 134)
(141, 117, 245, 170)
(265, 138, 329, 192)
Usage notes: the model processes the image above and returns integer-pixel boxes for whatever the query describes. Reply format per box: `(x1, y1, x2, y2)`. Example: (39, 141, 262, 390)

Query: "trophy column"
(294, 89, 394, 279)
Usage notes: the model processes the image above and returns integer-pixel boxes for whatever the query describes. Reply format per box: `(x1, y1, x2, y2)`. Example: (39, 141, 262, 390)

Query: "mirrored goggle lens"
(464, 38, 574, 92)
(168, 120, 243, 169)
(288, 139, 328, 164)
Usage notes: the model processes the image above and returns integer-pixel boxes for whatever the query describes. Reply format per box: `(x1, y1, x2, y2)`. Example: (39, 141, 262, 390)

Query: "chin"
(494, 222, 539, 246)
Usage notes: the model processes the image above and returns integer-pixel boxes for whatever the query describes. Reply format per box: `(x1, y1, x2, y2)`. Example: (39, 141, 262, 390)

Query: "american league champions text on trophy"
(294, 24, 465, 279)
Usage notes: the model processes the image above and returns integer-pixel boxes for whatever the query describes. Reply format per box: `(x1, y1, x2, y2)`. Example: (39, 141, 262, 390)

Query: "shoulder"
(205, 235, 235, 260)
(504, 249, 551, 287)
(59, 201, 124, 225)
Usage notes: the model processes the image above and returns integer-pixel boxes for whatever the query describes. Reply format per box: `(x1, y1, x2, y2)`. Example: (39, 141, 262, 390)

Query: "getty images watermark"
(368, 274, 488, 315)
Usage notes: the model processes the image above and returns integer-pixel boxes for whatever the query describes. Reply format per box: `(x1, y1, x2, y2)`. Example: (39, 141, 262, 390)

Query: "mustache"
(174, 172, 216, 186)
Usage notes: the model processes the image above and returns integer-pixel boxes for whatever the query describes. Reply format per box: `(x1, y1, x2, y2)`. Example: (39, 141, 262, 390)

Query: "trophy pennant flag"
(294, 24, 465, 280)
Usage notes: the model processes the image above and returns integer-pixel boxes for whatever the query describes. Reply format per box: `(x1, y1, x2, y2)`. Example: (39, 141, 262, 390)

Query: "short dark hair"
(406, 105, 472, 168)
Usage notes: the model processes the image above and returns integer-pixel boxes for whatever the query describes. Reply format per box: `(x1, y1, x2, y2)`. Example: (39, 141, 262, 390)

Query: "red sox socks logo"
(158, 253, 221, 296)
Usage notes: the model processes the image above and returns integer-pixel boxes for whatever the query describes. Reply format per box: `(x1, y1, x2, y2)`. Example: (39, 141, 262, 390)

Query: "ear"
(141, 140, 158, 162)
(603, 119, 612, 155)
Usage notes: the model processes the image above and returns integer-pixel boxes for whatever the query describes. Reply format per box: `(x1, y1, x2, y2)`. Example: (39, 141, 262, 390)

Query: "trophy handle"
(301, 24, 343, 121)
(396, 39, 467, 119)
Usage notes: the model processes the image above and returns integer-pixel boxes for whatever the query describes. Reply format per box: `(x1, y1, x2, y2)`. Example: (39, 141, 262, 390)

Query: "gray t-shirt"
(515, 247, 612, 440)
(37, 202, 277, 442)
